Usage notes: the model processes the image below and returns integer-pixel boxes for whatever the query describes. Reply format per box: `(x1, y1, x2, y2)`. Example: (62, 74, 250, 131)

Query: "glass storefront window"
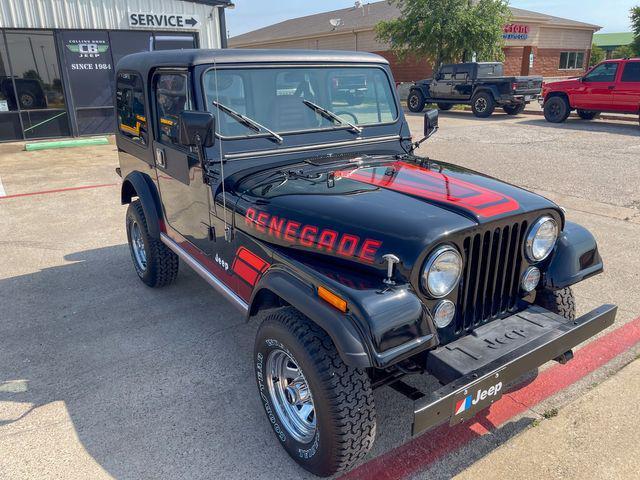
(4, 30, 70, 138)
(0, 32, 22, 141)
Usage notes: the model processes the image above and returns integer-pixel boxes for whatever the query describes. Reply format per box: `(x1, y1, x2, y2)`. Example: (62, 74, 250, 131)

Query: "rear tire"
(535, 287, 576, 321)
(544, 96, 570, 123)
(577, 109, 599, 120)
(407, 90, 426, 113)
(503, 104, 526, 115)
(471, 92, 495, 118)
(437, 103, 453, 111)
(126, 200, 178, 288)
(254, 307, 376, 477)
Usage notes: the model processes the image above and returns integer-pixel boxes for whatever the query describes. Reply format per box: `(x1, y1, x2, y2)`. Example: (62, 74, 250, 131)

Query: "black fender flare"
(473, 85, 500, 102)
(121, 171, 163, 239)
(543, 221, 603, 289)
(249, 269, 372, 368)
(411, 83, 430, 98)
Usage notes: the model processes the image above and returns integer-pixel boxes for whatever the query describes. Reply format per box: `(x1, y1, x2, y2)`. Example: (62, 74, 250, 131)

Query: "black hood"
(232, 155, 562, 280)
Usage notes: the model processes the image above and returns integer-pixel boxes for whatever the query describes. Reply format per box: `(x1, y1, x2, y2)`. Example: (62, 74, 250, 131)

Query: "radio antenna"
(213, 55, 231, 242)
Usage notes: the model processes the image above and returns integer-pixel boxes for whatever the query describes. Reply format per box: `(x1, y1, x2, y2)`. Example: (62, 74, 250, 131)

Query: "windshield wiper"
(302, 100, 363, 134)
(212, 100, 283, 144)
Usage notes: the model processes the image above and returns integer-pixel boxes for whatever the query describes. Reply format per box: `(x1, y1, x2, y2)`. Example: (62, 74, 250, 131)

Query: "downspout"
(218, 6, 228, 48)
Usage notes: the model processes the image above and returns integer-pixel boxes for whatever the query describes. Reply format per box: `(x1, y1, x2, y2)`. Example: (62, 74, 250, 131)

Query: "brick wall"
(373, 51, 434, 83)
(503, 46, 525, 75)
(532, 48, 588, 77)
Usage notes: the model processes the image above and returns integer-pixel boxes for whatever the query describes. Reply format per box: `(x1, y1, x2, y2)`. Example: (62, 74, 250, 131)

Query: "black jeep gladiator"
(115, 49, 615, 477)
(407, 62, 543, 117)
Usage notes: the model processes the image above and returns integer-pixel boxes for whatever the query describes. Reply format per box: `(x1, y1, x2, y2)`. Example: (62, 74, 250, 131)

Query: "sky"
(225, 0, 638, 38)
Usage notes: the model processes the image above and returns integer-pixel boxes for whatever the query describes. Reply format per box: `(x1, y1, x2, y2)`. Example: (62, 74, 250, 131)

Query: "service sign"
(129, 12, 201, 30)
(503, 24, 530, 40)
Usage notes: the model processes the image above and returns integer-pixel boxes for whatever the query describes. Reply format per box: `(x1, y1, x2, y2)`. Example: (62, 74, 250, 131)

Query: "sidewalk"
(455, 359, 640, 480)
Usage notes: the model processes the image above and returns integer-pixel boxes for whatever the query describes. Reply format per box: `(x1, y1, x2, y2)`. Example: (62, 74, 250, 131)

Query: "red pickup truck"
(541, 58, 640, 124)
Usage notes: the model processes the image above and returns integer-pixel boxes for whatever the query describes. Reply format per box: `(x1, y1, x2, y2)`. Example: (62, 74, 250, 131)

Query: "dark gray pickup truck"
(407, 62, 543, 117)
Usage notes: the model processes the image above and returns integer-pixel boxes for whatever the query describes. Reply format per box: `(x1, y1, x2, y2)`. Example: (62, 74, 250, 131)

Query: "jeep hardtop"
(115, 49, 616, 477)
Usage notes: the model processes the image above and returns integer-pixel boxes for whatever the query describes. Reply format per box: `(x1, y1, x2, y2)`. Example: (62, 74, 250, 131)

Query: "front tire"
(407, 90, 426, 113)
(503, 104, 526, 115)
(471, 92, 495, 117)
(126, 200, 178, 287)
(544, 96, 570, 123)
(254, 308, 376, 477)
(535, 287, 576, 320)
(577, 109, 599, 120)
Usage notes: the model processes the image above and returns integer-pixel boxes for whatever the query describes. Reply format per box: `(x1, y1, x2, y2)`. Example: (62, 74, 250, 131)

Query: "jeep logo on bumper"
(454, 381, 503, 416)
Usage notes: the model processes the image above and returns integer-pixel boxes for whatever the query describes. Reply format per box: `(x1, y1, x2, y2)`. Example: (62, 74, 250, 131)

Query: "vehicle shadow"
(404, 108, 519, 122)
(517, 117, 640, 136)
(0, 244, 545, 480)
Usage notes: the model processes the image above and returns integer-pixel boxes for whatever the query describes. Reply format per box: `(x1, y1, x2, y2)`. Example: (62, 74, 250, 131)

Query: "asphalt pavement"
(1, 111, 639, 479)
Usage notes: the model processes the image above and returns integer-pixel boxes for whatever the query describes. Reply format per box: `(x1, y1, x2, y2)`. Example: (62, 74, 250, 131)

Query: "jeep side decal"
(244, 207, 382, 264)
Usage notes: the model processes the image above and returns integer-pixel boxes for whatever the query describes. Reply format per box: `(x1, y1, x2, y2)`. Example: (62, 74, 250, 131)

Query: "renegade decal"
(339, 161, 520, 218)
(233, 247, 270, 287)
(244, 208, 382, 264)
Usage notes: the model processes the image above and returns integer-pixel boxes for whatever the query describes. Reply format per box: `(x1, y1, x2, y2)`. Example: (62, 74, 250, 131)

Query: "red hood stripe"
(338, 161, 519, 218)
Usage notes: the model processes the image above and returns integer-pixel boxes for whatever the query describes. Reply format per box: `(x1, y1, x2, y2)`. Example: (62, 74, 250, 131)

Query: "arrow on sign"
(185, 17, 198, 27)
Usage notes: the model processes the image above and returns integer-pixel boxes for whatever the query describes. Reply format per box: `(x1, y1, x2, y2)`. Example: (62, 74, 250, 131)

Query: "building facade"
(0, 0, 231, 142)
(230, 2, 600, 83)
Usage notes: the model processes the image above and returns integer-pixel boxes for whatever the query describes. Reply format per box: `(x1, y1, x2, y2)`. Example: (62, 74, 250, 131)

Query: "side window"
(440, 67, 454, 80)
(116, 72, 147, 145)
(621, 62, 640, 82)
(155, 72, 191, 146)
(584, 62, 618, 82)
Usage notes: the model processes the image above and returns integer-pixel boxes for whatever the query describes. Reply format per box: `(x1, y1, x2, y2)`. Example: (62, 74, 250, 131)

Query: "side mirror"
(424, 109, 439, 138)
(178, 111, 215, 148)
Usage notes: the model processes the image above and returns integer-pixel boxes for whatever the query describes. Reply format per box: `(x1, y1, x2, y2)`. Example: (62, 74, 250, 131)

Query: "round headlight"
(422, 246, 463, 298)
(526, 216, 558, 262)
(521, 266, 541, 293)
(433, 300, 456, 328)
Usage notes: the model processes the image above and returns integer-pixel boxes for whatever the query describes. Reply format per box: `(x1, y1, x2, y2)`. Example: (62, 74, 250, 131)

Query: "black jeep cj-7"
(115, 49, 616, 477)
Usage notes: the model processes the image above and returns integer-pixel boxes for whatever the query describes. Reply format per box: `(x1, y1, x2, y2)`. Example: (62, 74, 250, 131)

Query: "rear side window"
(621, 62, 640, 82)
(116, 72, 147, 145)
(155, 72, 191, 146)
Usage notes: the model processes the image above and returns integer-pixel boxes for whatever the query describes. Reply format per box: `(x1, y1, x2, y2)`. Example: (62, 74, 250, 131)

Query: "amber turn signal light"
(318, 286, 347, 312)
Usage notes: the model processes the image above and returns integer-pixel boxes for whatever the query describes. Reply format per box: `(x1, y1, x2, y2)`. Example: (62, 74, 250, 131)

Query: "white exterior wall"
(0, 0, 223, 48)
(537, 27, 594, 50)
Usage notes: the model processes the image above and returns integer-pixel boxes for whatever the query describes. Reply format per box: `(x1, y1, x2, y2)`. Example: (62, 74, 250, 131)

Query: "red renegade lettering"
(243, 208, 383, 263)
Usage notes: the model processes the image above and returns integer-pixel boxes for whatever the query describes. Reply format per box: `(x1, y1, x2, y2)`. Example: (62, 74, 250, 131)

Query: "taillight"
(512, 82, 518, 91)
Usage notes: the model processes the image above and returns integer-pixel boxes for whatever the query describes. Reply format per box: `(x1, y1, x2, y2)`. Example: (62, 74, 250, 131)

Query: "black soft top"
(116, 48, 389, 74)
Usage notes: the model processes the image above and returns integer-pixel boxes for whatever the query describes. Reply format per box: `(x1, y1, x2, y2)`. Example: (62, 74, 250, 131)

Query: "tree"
(612, 44, 635, 58)
(631, 6, 640, 56)
(375, 0, 511, 68)
(589, 44, 606, 66)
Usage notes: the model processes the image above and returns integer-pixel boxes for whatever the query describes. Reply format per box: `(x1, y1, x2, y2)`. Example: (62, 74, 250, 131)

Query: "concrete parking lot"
(1, 111, 639, 479)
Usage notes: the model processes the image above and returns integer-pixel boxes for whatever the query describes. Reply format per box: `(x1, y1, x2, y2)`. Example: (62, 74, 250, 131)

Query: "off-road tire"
(503, 104, 526, 115)
(471, 92, 495, 118)
(544, 96, 571, 123)
(126, 200, 178, 288)
(254, 307, 376, 477)
(407, 90, 426, 113)
(576, 109, 599, 120)
(535, 287, 576, 321)
(437, 103, 454, 111)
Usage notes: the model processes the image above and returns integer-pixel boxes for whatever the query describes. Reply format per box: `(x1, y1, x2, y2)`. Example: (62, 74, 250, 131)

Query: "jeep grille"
(455, 220, 528, 334)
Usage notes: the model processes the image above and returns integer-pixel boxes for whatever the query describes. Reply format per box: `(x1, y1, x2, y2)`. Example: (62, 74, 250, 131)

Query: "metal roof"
(116, 48, 389, 72)
(230, 1, 600, 47)
(593, 32, 634, 48)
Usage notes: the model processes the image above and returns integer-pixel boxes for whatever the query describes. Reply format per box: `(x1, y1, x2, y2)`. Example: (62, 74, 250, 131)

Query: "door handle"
(155, 147, 166, 168)
(608, 85, 615, 90)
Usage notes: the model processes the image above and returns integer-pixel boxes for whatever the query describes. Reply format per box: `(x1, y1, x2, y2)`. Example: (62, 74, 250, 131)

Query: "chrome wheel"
(409, 94, 419, 109)
(266, 348, 316, 443)
(130, 221, 147, 271)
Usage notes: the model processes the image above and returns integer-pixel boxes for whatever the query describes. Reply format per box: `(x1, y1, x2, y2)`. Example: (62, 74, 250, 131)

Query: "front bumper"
(412, 303, 617, 435)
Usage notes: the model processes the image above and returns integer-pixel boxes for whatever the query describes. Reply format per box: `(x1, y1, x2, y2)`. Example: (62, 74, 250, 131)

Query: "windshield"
(203, 66, 398, 138)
